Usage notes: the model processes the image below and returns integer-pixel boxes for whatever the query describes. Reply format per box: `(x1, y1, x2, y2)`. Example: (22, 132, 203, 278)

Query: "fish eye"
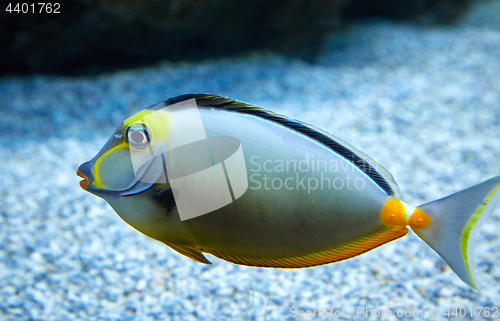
(126, 124, 151, 149)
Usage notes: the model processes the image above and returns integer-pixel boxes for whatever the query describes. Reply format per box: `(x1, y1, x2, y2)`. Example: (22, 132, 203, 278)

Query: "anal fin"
(203, 225, 408, 268)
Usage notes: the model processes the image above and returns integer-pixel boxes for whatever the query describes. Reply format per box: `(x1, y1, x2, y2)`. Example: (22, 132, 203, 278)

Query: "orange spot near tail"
(409, 208, 431, 229)
(380, 198, 407, 226)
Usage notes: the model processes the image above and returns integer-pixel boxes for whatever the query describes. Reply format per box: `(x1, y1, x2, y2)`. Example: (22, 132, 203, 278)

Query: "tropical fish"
(77, 94, 500, 288)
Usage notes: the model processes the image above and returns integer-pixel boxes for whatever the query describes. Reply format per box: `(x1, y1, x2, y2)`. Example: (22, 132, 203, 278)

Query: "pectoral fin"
(165, 242, 212, 265)
(152, 186, 178, 215)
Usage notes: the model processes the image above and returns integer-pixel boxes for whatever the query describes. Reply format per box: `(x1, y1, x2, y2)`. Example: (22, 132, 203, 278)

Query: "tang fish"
(77, 94, 500, 288)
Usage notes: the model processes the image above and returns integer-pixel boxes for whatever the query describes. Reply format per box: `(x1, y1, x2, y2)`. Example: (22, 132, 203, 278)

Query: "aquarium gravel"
(1, 1, 500, 320)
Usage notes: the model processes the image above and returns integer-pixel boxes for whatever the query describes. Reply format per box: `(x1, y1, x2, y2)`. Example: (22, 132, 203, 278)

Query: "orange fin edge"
(203, 226, 408, 268)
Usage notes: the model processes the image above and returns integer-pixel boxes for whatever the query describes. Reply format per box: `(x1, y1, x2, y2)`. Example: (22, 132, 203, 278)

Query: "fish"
(77, 94, 500, 289)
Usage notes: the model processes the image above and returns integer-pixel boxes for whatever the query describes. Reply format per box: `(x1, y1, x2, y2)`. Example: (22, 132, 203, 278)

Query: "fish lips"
(77, 162, 94, 190)
(77, 159, 155, 198)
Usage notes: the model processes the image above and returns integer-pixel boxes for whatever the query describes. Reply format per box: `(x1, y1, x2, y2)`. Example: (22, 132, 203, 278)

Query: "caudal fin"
(412, 176, 500, 288)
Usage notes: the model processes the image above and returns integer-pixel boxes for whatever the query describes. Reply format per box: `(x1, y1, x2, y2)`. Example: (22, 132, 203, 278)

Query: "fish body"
(78, 94, 500, 288)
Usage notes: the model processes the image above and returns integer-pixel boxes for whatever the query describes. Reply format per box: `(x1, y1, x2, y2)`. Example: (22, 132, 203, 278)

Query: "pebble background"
(1, 1, 500, 320)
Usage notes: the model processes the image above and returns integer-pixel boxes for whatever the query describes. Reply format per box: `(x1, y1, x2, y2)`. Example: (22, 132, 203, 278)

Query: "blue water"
(1, 2, 500, 320)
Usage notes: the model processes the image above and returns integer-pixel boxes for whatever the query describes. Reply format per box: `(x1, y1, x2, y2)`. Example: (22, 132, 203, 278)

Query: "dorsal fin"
(161, 94, 399, 196)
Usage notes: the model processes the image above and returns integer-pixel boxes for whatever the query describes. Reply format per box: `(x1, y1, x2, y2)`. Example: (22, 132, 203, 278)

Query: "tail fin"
(412, 176, 500, 288)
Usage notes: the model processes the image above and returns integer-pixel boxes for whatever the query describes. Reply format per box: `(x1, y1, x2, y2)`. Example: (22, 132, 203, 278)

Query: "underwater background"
(1, 1, 500, 320)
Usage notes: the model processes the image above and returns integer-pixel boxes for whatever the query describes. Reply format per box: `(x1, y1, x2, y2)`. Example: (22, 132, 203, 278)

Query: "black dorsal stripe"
(162, 94, 395, 196)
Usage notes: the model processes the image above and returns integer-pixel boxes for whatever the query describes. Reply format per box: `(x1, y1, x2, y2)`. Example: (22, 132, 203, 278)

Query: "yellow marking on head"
(408, 207, 432, 229)
(124, 108, 173, 144)
(123, 109, 155, 127)
(93, 142, 129, 188)
(380, 198, 407, 226)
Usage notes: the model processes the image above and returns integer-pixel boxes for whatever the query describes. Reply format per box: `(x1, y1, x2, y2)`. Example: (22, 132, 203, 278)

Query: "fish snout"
(77, 162, 94, 189)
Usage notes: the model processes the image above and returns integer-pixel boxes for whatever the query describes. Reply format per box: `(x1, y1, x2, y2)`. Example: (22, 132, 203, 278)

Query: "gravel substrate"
(1, 1, 500, 320)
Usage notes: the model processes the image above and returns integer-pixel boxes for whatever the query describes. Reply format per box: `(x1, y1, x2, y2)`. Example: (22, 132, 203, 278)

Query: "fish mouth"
(77, 168, 90, 189)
